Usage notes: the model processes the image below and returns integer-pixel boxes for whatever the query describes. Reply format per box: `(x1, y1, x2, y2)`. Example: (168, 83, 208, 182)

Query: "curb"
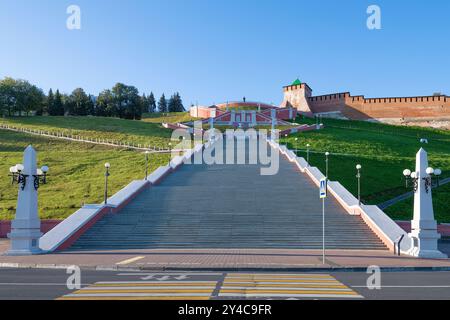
(2, 263, 450, 273)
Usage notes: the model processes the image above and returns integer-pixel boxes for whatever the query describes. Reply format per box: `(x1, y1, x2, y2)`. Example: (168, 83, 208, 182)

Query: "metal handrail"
(394, 235, 405, 256)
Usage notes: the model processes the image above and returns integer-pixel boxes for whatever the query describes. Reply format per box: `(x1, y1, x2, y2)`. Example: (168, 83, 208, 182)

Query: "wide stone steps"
(71, 140, 387, 251)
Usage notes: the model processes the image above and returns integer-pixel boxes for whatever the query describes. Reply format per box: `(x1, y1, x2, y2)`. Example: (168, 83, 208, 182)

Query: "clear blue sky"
(1, 0, 449, 107)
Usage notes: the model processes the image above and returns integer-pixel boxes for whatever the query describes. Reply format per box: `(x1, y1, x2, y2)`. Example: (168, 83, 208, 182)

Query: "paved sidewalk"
(1, 239, 450, 271)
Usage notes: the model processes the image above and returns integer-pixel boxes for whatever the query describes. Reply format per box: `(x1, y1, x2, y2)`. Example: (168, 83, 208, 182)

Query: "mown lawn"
(0, 116, 173, 148)
(385, 183, 450, 224)
(0, 130, 170, 220)
(142, 112, 199, 124)
(281, 118, 450, 222)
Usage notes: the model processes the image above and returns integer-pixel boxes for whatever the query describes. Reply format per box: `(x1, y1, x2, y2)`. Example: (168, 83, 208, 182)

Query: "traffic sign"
(320, 178, 328, 199)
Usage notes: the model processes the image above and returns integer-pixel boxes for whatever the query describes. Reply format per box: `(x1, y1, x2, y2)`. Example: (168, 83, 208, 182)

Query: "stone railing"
(268, 138, 412, 254)
(0, 123, 175, 153)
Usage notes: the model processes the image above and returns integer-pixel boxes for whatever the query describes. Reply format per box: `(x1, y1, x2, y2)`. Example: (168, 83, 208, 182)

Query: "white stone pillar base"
(408, 230, 447, 259)
(6, 229, 43, 256)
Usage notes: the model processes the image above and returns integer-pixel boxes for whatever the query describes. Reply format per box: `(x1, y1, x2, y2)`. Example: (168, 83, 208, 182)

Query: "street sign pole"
(320, 178, 328, 265)
(322, 197, 325, 264)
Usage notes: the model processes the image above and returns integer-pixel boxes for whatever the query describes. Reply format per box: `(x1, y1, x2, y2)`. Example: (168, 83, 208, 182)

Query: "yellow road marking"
(115, 256, 145, 265)
(72, 289, 214, 294)
(220, 274, 361, 298)
(220, 290, 359, 295)
(58, 296, 211, 301)
(228, 274, 333, 278)
(222, 284, 348, 289)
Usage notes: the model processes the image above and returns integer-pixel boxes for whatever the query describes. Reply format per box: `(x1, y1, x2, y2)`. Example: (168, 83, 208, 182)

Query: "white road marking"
(117, 273, 222, 276)
(96, 281, 215, 284)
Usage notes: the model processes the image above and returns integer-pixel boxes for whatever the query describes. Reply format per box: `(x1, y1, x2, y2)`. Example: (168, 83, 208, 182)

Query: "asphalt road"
(0, 268, 450, 300)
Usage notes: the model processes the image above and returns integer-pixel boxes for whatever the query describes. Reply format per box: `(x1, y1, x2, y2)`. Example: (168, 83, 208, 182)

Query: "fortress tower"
(279, 79, 314, 117)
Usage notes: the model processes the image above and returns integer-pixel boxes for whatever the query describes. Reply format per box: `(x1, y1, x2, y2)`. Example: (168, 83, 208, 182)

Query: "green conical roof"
(291, 79, 302, 86)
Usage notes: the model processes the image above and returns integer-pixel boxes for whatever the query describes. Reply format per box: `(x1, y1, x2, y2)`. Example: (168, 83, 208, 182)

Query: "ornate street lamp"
(34, 166, 49, 190)
(356, 164, 362, 206)
(9, 164, 26, 190)
(295, 137, 299, 156)
(9, 164, 48, 191)
(403, 167, 442, 192)
(104, 162, 111, 205)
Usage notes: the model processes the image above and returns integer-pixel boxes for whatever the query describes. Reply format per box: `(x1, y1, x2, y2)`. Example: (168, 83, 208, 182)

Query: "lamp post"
(325, 152, 330, 178)
(104, 162, 110, 205)
(9, 164, 49, 190)
(9, 164, 26, 189)
(295, 137, 299, 156)
(7, 146, 49, 255)
(356, 164, 362, 206)
(284, 134, 288, 148)
(403, 169, 412, 188)
(405, 148, 447, 258)
(306, 144, 311, 166)
(144, 151, 149, 180)
(434, 169, 442, 187)
(403, 166, 442, 193)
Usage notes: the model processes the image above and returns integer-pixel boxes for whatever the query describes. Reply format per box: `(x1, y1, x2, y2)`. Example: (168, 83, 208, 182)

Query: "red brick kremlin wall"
(308, 92, 450, 120)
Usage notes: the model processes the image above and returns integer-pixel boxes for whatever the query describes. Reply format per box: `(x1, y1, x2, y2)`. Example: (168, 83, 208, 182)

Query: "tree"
(45, 89, 54, 115)
(66, 88, 91, 116)
(158, 94, 168, 113)
(52, 90, 65, 116)
(141, 94, 149, 115)
(87, 95, 95, 116)
(21, 83, 45, 116)
(148, 92, 156, 113)
(0, 77, 45, 116)
(0, 77, 17, 116)
(168, 92, 185, 112)
(111, 83, 142, 120)
(96, 89, 115, 117)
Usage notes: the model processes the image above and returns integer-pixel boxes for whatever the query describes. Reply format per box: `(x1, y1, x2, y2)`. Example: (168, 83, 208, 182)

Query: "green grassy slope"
(385, 183, 450, 223)
(0, 130, 170, 220)
(0, 116, 173, 148)
(142, 112, 199, 124)
(281, 118, 450, 222)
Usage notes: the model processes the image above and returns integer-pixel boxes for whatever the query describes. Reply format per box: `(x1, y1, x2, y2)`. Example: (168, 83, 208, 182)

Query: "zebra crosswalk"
(219, 273, 363, 299)
(58, 273, 363, 300)
(58, 281, 218, 300)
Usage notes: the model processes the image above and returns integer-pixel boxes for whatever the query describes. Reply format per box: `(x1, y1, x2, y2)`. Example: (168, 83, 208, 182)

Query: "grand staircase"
(70, 139, 386, 251)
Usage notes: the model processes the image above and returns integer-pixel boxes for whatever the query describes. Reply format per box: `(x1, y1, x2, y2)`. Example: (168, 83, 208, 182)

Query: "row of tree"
(0, 77, 185, 120)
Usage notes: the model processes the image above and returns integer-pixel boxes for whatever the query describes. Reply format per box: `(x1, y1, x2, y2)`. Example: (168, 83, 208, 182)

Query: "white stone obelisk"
(7, 146, 42, 256)
(408, 148, 447, 259)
